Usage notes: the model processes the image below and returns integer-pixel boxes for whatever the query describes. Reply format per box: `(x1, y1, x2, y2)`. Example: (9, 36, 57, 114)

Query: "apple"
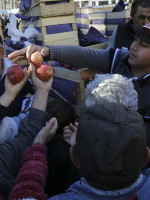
(30, 51, 43, 68)
(7, 65, 24, 84)
(35, 63, 54, 81)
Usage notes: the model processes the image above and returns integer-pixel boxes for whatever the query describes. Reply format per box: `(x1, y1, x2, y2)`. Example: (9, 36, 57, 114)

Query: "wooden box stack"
(19, 0, 79, 46)
(75, 5, 113, 35)
(89, 10, 131, 39)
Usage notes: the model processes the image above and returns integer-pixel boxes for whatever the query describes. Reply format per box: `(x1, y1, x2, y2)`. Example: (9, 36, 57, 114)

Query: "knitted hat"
(76, 101, 146, 190)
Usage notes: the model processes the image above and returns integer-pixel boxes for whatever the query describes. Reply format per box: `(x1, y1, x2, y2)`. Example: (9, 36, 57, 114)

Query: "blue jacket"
(48, 169, 150, 200)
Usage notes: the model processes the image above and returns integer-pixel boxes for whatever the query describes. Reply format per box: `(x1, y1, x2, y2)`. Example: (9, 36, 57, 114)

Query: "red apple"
(30, 51, 43, 68)
(35, 63, 54, 81)
(7, 65, 24, 84)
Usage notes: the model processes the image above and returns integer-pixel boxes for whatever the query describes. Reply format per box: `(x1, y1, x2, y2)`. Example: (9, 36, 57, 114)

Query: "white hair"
(85, 74, 138, 111)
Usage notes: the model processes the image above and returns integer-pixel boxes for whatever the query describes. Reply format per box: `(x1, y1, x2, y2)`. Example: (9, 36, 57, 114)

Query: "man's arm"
(8, 44, 111, 73)
(49, 45, 111, 73)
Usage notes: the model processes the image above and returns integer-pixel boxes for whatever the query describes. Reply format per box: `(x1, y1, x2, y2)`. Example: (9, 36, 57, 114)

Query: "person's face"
(128, 36, 150, 73)
(0, 47, 4, 76)
(132, 5, 150, 27)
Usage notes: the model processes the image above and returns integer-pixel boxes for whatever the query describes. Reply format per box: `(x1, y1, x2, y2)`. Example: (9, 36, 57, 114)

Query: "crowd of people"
(0, 0, 150, 199)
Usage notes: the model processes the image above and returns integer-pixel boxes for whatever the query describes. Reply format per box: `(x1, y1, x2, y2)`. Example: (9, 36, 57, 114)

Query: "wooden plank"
(106, 10, 130, 19)
(19, 19, 41, 28)
(41, 15, 76, 26)
(76, 18, 91, 25)
(76, 6, 113, 14)
(53, 66, 81, 82)
(22, 2, 75, 17)
(89, 12, 106, 20)
(44, 37, 79, 46)
(88, 42, 108, 49)
(44, 31, 78, 41)
(40, 2, 76, 17)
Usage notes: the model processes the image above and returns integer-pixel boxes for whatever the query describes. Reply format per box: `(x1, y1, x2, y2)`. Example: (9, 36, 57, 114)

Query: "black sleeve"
(0, 108, 46, 199)
(0, 104, 10, 122)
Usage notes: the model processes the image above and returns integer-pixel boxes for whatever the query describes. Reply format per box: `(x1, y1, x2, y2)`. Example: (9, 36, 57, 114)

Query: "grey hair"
(85, 74, 138, 111)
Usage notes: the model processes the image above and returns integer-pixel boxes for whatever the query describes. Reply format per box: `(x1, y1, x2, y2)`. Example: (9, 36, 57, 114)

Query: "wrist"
(0, 91, 15, 107)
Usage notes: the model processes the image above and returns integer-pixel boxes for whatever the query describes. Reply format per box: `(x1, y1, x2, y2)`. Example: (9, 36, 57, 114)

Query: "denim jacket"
(48, 169, 150, 200)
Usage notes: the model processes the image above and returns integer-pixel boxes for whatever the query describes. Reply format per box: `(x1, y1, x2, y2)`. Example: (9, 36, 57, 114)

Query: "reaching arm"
(8, 118, 58, 200)
(8, 44, 111, 73)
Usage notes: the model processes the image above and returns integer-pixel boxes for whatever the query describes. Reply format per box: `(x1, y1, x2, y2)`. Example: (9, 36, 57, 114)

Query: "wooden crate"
(89, 10, 131, 39)
(75, 6, 113, 34)
(21, 0, 76, 18)
(19, 14, 79, 46)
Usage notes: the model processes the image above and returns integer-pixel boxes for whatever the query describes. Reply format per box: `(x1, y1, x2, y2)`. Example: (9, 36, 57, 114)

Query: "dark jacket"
(115, 20, 135, 49)
(0, 108, 46, 199)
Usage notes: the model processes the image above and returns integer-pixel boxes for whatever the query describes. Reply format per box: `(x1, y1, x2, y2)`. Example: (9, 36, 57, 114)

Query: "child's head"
(73, 101, 147, 190)
(46, 99, 76, 134)
(85, 74, 138, 111)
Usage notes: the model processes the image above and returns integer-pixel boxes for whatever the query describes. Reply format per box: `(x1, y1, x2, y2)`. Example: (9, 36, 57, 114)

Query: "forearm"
(49, 45, 110, 72)
(0, 91, 15, 107)
(31, 89, 49, 111)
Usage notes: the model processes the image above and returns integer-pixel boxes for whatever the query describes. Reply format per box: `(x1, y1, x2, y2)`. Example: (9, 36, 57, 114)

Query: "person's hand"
(0, 67, 31, 107)
(29, 64, 53, 111)
(30, 64, 53, 93)
(63, 122, 78, 146)
(33, 117, 58, 144)
(8, 44, 50, 64)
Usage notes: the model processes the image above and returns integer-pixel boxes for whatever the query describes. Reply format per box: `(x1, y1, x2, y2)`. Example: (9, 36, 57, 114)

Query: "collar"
(0, 58, 13, 80)
(70, 174, 144, 198)
(132, 74, 150, 86)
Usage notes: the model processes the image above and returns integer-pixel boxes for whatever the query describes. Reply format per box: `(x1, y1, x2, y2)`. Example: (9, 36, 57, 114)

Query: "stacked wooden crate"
(76, 6, 131, 39)
(19, 0, 79, 46)
(75, 5, 113, 35)
(89, 10, 131, 39)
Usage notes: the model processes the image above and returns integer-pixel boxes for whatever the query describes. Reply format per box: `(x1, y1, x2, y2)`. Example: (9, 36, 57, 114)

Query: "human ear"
(70, 145, 80, 169)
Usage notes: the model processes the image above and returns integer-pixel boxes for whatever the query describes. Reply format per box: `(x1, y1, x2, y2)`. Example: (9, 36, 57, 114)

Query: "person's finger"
(8, 48, 27, 59)
(48, 117, 58, 133)
(40, 47, 49, 57)
(10, 56, 27, 63)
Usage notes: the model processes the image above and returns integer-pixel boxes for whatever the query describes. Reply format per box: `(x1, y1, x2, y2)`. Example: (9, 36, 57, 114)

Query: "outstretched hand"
(5, 67, 30, 97)
(0, 67, 31, 107)
(8, 44, 50, 64)
(29, 64, 53, 92)
(33, 117, 58, 144)
(63, 122, 78, 146)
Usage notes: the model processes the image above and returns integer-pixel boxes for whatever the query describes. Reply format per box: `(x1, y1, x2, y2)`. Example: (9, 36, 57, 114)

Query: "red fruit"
(30, 51, 43, 68)
(7, 65, 24, 84)
(36, 63, 54, 82)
